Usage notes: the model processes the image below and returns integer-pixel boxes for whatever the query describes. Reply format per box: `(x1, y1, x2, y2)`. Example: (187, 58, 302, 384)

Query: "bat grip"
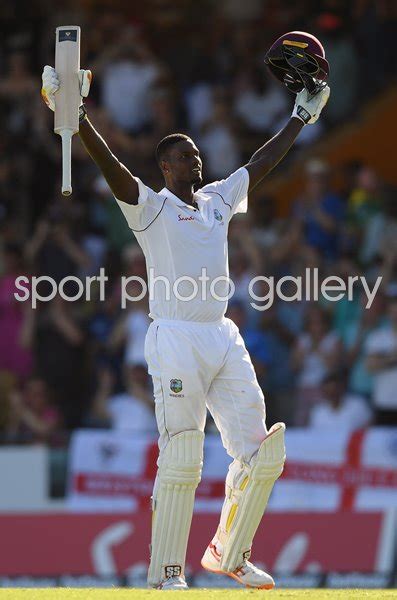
(60, 129, 73, 196)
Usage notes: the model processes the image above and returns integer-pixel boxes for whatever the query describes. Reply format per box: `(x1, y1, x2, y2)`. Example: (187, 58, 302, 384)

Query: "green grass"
(0, 590, 395, 599)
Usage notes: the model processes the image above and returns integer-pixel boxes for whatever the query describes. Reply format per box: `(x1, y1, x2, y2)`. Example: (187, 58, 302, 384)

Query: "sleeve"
(114, 178, 165, 232)
(202, 167, 249, 220)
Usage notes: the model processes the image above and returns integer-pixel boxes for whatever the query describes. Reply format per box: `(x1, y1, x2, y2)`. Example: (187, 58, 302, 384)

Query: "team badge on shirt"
(214, 209, 223, 221)
(170, 379, 183, 394)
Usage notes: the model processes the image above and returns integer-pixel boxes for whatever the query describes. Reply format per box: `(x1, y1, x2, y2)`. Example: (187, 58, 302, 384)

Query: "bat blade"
(54, 25, 81, 195)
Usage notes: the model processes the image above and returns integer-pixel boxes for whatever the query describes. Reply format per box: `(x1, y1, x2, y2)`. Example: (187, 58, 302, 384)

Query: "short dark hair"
(321, 368, 347, 386)
(155, 133, 191, 165)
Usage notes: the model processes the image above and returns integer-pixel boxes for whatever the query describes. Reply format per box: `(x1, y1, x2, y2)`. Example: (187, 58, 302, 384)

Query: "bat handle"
(60, 129, 73, 196)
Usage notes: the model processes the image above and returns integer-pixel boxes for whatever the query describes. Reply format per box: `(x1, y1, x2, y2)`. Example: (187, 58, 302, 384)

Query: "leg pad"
(147, 430, 204, 586)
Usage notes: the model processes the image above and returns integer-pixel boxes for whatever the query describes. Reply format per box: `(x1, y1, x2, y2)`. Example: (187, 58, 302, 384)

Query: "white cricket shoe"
(155, 575, 188, 590)
(201, 543, 275, 589)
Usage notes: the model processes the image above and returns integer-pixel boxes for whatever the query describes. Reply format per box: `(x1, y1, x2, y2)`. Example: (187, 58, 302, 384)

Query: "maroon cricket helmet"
(265, 31, 329, 95)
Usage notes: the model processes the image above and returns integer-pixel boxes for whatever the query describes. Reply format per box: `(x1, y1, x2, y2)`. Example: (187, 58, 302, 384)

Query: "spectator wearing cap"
(365, 294, 397, 425)
(292, 159, 345, 261)
(309, 369, 372, 431)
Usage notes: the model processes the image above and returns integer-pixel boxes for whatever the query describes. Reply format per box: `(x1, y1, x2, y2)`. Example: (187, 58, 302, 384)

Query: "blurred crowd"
(1, 0, 397, 444)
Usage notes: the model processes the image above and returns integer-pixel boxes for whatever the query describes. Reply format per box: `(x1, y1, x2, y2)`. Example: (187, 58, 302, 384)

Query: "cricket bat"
(54, 26, 81, 196)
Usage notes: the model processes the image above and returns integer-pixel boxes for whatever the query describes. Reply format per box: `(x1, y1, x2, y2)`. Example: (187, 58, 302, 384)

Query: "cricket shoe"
(201, 542, 275, 589)
(155, 575, 188, 590)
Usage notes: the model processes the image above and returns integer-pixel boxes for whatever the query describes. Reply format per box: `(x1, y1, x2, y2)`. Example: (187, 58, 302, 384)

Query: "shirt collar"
(160, 187, 212, 209)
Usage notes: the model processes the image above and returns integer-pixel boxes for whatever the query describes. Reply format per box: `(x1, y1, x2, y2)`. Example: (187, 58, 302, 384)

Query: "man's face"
(322, 379, 343, 403)
(162, 139, 203, 185)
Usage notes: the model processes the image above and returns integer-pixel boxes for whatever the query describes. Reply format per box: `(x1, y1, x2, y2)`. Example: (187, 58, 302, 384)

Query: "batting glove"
(292, 85, 330, 125)
(41, 65, 92, 112)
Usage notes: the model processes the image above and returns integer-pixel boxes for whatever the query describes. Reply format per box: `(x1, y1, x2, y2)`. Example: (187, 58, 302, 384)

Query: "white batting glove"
(292, 85, 330, 125)
(41, 65, 92, 111)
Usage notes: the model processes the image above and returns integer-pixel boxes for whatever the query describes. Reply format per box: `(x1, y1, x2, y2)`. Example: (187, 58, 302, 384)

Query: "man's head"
(155, 134, 202, 186)
(124, 364, 150, 390)
(321, 370, 346, 406)
(304, 158, 329, 199)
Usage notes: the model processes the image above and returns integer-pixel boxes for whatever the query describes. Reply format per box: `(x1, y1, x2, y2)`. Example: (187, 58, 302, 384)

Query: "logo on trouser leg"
(170, 378, 183, 394)
(164, 564, 182, 578)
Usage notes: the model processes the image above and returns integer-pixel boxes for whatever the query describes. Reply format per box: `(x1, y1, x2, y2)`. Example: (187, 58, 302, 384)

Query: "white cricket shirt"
(116, 167, 249, 322)
(365, 326, 397, 409)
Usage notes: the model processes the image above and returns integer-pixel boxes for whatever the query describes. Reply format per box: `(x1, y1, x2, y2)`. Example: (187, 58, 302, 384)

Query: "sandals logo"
(170, 379, 183, 394)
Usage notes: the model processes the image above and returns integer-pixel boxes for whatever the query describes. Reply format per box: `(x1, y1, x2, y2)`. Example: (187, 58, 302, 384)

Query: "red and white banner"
(68, 428, 397, 512)
(0, 511, 394, 576)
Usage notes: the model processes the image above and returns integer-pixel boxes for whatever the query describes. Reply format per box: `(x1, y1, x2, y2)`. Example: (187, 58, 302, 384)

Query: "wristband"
(295, 105, 311, 124)
(79, 104, 88, 123)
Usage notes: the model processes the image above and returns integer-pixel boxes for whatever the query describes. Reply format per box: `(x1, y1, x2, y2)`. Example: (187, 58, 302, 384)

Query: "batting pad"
(218, 422, 286, 572)
(147, 430, 204, 586)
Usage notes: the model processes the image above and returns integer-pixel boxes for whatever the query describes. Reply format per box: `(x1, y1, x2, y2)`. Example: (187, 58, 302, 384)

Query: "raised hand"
(292, 85, 330, 125)
(41, 65, 92, 111)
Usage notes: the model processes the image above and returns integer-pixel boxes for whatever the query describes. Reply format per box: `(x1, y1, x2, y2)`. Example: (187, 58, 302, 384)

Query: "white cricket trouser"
(144, 317, 268, 462)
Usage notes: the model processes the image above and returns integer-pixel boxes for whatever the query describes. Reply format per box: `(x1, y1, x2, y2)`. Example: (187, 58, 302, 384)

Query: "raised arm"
(246, 118, 303, 191)
(41, 66, 139, 205)
(245, 86, 330, 192)
(78, 115, 138, 204)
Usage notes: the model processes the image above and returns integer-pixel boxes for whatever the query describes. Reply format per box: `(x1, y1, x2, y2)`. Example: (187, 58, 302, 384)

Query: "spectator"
(200, 91, 241, 179)
(5, 376, 61, 443)
(0, 51, 38, 136)
(0, 244, 33, 379)
(226, 301, 271, 380)
(292, 159, 345, 261)
(91, 364, 156, 432)
(365, 295, 397, 425)
(257, 303, 297, 425)
(234, 66, 289, 134)
(316, 13, 359, 123)
(344, 292, 385, 398)
(33, 295, 86, 428)
(25, 208, 91, 283)
(291, 305, 342, 425)
(229, 215, 262, 308)
(346, 166, 383, 264)
(109, 300, 150, 367)
(0, 371, 19, 442)
(95, 27, 161, 133)
(309, 370, 372, 430)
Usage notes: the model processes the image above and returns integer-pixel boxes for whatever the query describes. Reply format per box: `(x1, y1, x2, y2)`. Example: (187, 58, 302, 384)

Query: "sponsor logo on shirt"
(178, 214, 195, 221)
(214, 209, 223, 222)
